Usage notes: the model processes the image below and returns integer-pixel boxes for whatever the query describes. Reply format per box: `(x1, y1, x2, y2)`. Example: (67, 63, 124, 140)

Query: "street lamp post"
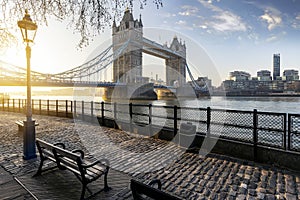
(18, 9, 38, 160)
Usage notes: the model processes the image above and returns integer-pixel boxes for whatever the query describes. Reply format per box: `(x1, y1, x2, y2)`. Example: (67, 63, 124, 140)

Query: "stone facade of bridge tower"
(166, 36, 186, 86)
(112, 9, 143, 83)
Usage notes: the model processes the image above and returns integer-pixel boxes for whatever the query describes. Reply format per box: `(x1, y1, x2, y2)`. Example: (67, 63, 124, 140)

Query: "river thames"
(8, 95, 300, 114)
(2, 86, 299, 114)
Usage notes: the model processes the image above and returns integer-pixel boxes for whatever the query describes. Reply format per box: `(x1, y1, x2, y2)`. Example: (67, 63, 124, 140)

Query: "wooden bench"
(131, 179, 182, 200)
(15, 120, 39, 134)
(35, 138, 110, 200)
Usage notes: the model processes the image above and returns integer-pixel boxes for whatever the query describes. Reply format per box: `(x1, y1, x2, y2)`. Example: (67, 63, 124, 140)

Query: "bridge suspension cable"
(185, 63, 209, 92)
(51, 39, 130, 81)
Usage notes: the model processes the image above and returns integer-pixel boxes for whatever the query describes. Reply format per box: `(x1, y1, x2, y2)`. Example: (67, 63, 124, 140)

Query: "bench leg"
(33, 158, 44, 177)
(103, 166, 110, 191)
(80, 184, 87, 200)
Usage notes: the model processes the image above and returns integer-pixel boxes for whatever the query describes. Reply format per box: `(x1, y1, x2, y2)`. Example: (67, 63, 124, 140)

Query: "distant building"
(196, 77, 212, 88)
(257, 70, 272, 81)
(273, 54, 280, 80)
(229, 71, 251, 81)
(283, 69, 299, 81)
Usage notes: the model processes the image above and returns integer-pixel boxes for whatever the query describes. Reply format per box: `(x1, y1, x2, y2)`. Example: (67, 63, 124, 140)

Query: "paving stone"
(218, 192, 227, 199)
(228, 189, 237, 197)
(247, 196, 256, 200)
(248, 189, 256, 196)
(286, 183, 297, 194)
(257, 192, 265, 200)
(285, 193, 297, 200)
(203, 188, 211, 197)
(265, 194, 276, 200)
(236, 194, 246, 200)
(239, 186, 247, 195)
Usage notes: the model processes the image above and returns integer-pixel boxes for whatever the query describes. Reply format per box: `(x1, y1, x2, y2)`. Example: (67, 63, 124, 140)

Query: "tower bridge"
(0, 9, 209, 99)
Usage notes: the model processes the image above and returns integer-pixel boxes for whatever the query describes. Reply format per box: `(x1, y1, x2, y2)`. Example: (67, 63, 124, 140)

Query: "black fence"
(1, 98, 300, 154)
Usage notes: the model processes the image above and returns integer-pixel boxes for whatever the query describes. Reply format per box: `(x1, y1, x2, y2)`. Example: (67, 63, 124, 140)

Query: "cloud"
(178, 5, 199, 16)
(176, 20, 187, 26)
(193, 24, 208, 29)
(259, 7, 282, 30)
(197, 0, 247, 33)
(265, 31, 286, 43)
(210, 12, 247, 32)
(160, 12, 176, 18)
(175, 20, 194, 30)
(266, 35, 277, 42)
(292, 13, 300, 29)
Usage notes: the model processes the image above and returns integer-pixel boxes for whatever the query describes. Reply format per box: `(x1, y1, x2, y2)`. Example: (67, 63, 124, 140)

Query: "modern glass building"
(273, 54, 280, 80)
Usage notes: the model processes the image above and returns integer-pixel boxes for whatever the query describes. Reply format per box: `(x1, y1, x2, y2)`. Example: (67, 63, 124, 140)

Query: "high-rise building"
(273, 54, 280, 80)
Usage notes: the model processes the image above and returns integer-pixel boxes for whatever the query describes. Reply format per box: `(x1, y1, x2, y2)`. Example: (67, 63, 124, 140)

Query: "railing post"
(56, 100, 58, 116)
(101, 101, 105, 125)
(91, 101, 94, 118)
(82, 101, 84, 120)
(7, 99, 9, 111)
(253, 109, 258, 161)
(13, 99, 15, 112)
(113, 102, 117, 128)
(18, 99, 21, 113)
(71, 101, 73, 113)
(66, 100, 68, 117)
(288, 114, 291, 150)
(39, 99, 42, 115)
(283, 114, 287, 150)
(174, 105, 178, 137)
(47, 99, 49, 115)
(2, 97, 4, 111)
(207, 107, 211, 137)
(24, 99, 27, 113)
(149, 104, 152, 136)
(31, 99, 33, 114)
(113, 102, 117, 119)
(74, 100, 77, 117)
(129, 103, 133, 132)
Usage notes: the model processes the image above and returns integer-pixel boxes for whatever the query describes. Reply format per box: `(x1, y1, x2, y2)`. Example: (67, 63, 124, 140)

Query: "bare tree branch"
(0, 0, 163, 49)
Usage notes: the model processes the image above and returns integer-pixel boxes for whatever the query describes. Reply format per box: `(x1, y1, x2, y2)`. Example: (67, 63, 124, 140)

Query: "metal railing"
(1, 98, 299, 154)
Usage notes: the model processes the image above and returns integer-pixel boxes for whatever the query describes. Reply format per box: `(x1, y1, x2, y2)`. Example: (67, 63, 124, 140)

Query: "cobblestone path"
(0, 111, 300, 199)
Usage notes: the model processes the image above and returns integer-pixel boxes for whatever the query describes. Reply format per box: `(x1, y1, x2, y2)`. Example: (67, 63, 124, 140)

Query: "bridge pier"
(103, 83, 157, 101)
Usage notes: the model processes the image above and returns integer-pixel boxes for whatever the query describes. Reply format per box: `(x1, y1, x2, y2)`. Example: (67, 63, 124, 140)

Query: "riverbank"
(0, 111, 300, 199)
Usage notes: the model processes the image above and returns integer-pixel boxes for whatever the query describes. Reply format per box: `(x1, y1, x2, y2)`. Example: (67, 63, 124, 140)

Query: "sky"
(1, 0, 300, 87)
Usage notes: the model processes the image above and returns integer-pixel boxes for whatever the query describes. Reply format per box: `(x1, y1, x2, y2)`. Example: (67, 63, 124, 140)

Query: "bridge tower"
(112, 8, 143, 83)
(166, 36, 186, 86)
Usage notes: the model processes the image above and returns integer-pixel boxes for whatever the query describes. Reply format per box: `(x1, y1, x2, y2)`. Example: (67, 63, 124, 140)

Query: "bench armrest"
(149, 179, 162, 190)
(82, 158, 110, 169)
(72, 149, 84, 159)
(54, 143, 65, 149)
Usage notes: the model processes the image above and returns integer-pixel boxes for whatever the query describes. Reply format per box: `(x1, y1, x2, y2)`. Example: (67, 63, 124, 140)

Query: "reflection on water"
(5, 91, 300, 114)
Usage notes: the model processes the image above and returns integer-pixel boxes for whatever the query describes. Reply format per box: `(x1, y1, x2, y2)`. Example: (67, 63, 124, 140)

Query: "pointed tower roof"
(121, 8, 134, 22)
(112, 18, 116, 27)
(139, 14, 143, 27)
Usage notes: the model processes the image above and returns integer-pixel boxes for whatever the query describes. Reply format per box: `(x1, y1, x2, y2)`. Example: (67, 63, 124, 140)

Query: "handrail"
(1, 98, 299, 154)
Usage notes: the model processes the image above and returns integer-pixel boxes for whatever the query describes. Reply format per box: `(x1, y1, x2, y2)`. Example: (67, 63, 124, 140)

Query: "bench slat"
(35, 138, 110, 199)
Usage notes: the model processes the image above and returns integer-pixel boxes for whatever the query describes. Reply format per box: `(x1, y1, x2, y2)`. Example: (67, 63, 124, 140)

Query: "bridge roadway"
(0, 78, 118, 87)
(0, 78, 174, 89)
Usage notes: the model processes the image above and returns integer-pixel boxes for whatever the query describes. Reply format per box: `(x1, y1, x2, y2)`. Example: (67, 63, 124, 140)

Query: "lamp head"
(17, 9, 38, 43)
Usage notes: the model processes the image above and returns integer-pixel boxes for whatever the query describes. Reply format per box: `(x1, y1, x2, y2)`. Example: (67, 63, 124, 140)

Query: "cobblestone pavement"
(0, 111, 300, 199)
